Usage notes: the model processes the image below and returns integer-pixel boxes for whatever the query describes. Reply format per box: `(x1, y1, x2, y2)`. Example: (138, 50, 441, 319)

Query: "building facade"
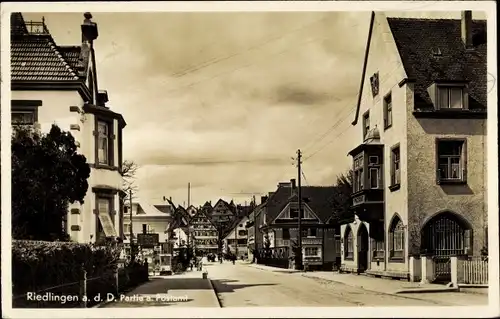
(10, 12, 127, 243)
(340, 12, 487, 282)
(224, 215, 249, 259)
(246, 196, 269, 261)
(260, 181, 340, 270)
(190, 209, 218, 255)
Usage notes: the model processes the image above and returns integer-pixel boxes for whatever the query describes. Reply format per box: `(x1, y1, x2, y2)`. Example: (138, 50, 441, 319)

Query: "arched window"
(389, 216, 405, 260)
(345, 227, 354, 260)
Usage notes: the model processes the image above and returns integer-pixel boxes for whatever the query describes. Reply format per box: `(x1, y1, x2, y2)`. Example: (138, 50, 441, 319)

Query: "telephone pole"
(129, 189, 134, 260)
(297, 149, 303, 270)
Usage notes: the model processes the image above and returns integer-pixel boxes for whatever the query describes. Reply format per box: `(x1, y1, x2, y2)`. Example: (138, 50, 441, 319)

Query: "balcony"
(351, 189, 384, 222)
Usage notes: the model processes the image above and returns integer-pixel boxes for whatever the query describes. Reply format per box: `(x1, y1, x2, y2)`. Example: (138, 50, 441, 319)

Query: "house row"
(247, 11, 488, 283)
(246, 181, 342, 270)
(9, 12, 127, 244)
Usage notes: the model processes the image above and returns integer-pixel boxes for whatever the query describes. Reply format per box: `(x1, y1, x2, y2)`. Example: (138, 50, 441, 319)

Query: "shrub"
(12, 240, 121, 296)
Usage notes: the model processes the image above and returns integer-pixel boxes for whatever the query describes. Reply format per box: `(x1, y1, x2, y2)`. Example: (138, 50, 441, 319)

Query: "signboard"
(137, 233, 159, 248)
(98, 212, 117, 237)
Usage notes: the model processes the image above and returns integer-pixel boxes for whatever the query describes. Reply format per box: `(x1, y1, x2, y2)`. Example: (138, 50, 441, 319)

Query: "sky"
(21, 9, 487, 207)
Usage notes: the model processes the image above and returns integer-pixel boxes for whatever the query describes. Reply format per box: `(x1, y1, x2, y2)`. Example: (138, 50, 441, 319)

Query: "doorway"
(357, 223, 369, 273)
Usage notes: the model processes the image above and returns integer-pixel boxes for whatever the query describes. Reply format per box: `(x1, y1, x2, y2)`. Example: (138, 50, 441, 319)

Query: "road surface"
(205, 262, 488, 307)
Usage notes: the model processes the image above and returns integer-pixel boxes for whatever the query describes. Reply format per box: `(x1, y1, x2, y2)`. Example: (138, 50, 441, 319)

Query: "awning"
(98, 212, 118, 237)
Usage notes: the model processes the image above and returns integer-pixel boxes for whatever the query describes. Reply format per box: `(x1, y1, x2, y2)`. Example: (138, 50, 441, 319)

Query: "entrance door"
(357, 224, 369, 273)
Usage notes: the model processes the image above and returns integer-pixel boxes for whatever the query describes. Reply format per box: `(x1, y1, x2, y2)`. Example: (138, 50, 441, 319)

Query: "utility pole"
(129, 189, 134, 260)
(188, 183, 191, 207)
(297, 149, 303, 270)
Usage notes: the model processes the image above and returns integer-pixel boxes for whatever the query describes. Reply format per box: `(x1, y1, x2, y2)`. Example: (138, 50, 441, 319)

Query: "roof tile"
(387, 17, 487, 110)
(11, 13, 82, 82)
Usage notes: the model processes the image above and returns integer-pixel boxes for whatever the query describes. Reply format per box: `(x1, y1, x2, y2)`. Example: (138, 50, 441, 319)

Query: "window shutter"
(464, 229, 473, 255)
(462, 140, 468, 183)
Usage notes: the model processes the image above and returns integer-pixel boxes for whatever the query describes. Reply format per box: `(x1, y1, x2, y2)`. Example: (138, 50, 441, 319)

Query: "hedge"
(12, 239, 122, 307)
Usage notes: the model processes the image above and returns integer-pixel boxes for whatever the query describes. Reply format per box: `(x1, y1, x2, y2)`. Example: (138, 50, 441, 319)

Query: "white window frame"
(384, 93, 393, 128)
(436, 85, 467, 110)
(97, 120, 110, 165)
(391, 146, 401, 186)
(369, 167, 379, 189)
(305, 247, 319, 256)
(437, 139, 466, 182)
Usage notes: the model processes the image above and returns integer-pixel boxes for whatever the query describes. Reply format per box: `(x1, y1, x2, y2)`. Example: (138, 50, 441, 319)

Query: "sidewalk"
(247, 263, 301, 274)
(99, 270, 220, 308)
(299, 271, 445, 294)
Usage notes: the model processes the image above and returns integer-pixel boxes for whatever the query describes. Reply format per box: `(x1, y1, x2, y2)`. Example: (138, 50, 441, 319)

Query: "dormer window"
(437, 86, 466, 109)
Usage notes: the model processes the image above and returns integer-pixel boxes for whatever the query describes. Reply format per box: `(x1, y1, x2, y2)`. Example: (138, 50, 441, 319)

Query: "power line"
(171, 16, 333, 78)
(301, 169, 309, 186)
(302, 62, 405, 162)
(149, 34, 351, 99)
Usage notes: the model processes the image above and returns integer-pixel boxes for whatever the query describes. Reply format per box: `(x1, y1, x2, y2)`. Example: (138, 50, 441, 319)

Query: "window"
(437, 86, 464, 109)
(11, 100, 41, 126)
(345, 227, 354, 259)
(437, 139, 466, 183)
(390, 146, 401, 187)
(371, 222, 385, 259)
(12, 110, 36, 125)
(289, 204, 303, 219)
(369, 168, 379, 189)
(389, 216, 404, 260)
(384, 93, 393, 128)
(353, 155, 364, 192)
(142, 224, 147, 234)
(238, 230, 247, 236)
(305, 247, 318, 256)
(97, 121, 111, 165)
(308, 228, 317, 237)
(283, 229, 291, 240)
(363, 111, 370, 139)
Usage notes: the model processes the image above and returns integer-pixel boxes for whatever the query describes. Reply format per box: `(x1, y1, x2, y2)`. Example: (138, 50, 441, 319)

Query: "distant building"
(341, 11, 487, 282)
(224, 215, 249, 259)
(10, 12, 126, 243)
(190, 208, 218, 255)
(246, 196, 269, 261)
(123, 202, 173, 257)
(260, 180, 340, 270)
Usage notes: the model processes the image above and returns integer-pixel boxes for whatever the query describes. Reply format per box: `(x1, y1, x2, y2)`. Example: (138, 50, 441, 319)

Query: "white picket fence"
(462, 256, 488, 284)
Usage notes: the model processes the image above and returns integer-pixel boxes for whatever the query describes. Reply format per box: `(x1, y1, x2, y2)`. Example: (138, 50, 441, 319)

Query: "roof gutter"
(352, 11, 375, 126)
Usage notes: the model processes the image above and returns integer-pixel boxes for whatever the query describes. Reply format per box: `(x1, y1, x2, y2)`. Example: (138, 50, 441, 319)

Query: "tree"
(330, 169, 354, 224)
(121, 159, 138, 202)
(11, 125, 91, 241)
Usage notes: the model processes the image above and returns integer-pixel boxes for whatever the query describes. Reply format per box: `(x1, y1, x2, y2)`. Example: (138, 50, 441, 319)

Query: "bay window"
(345, 227, 354, 260)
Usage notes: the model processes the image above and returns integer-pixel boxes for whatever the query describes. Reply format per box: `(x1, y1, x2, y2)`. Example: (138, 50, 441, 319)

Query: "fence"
(12, 263, 149, 308)
(459, 256, 488, 285)
(256, 246, 290, 269)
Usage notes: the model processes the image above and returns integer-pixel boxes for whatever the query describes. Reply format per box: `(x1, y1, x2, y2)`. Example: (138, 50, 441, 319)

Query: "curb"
(207, 278, 222, 308)
(247, 264, 301, 274)
(395, 287, 460, 294)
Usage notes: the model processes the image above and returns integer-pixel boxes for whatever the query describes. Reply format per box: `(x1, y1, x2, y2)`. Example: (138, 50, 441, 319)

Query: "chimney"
(290, 179, 296, 189)
(81, 12, 98, 43)
(260, 196, 268, 204)
(461, 11, 473, 48)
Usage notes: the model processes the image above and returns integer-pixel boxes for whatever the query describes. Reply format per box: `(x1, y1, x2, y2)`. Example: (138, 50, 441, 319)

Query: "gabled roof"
(387, 17, 487, 110)
(154, 204, 174, 215)
(353, 12, 487, 124)
(10, 13, 85, 82)
(133, 202, 171, 218)
(265, 185, 335, 224)
(191, 208, 217, 229)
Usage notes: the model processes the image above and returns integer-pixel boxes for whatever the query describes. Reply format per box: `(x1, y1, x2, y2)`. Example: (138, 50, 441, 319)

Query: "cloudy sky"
(22, 7, 486, 207)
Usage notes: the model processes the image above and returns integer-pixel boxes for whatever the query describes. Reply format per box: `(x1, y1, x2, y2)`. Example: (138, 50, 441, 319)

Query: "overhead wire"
(171, 15, 334, 78)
